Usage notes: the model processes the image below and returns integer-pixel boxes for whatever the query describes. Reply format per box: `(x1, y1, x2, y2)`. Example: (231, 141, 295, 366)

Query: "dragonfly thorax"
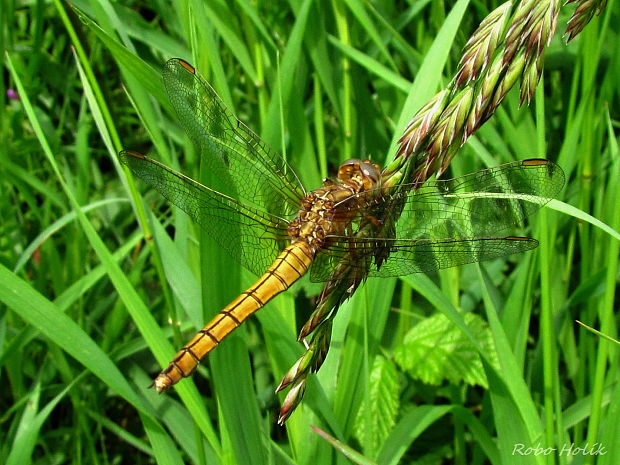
(287, 159, 383, 252)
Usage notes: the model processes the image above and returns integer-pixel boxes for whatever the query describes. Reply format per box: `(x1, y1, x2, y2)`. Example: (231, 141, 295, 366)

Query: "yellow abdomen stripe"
(152, 241, 314, 392)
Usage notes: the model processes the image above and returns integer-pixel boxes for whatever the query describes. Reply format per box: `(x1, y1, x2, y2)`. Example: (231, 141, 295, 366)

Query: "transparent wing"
(163, 58, 306, 216)
(311, 236, 538, 280)
(310, 159, 564, 281)
(393, 158, 564, 240)
(120, 151, 290, 276)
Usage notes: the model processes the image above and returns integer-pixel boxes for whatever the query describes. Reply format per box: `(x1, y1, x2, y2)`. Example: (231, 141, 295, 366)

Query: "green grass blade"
(0, 264, 149, 410)
(6, 380, 81, 465)
(6, 51, 220, 457)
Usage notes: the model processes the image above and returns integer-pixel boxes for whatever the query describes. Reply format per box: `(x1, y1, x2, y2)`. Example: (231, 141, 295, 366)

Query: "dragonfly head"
(337, 159, 382, 191)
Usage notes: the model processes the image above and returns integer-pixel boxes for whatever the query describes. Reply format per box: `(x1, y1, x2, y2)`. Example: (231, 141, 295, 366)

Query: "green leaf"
(394, 312, 498, 387)
(354, 355, 400, 458)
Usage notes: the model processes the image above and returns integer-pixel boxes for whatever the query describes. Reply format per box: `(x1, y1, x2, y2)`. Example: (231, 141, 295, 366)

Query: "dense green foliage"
(1, 1, 618, 464)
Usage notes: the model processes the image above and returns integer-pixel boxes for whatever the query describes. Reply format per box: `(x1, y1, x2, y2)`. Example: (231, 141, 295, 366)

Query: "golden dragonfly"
(121, 58, 564, 411)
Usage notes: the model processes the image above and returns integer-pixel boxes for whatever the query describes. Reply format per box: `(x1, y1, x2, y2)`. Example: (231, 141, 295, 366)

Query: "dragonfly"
(121, 58, 564, 403)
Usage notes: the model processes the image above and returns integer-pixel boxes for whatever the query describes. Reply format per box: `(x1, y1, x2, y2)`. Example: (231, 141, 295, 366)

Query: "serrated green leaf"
(354, 356, 400, 457)
(394, 313, 498, 387)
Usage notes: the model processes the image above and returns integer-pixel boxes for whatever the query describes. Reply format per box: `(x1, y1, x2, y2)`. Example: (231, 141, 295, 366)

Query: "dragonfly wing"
(393, 159, 564, 240)
(310, 236, 537, 281)
(121, 151, 290, 276)
(310, 160, 563, 281)
(163, 58, 306, 216)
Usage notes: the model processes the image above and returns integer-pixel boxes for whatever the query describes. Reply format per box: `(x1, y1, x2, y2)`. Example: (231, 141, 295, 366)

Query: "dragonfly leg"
(363, 212, 383, 228)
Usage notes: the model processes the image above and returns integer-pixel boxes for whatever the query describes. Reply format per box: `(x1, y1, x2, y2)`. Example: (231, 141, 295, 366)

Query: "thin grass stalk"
(255, 40, 268, 128)
(332, 0, 353, 159)
(573, 26, 600, 458)
(532, 78, 557, 453)
(314, 73, 328, 179)
(584, 146, 620, 465)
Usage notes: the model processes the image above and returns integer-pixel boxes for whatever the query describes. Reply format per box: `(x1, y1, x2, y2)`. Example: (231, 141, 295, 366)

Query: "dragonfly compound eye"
(359, 161, 381, 184)
(337, 159, 362, 181)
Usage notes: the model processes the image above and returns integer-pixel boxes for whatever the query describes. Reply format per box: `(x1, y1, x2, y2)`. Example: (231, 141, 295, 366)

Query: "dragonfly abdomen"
(152, 241, 314, 392)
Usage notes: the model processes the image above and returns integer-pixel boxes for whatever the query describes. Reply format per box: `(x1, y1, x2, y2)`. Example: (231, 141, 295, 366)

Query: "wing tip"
(167, 57, 195, 74)
(504, 235, 539, 251)
(522, 158, 550, 167)
(119, 150, 147, 164)
(504, 235, 533, 241)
